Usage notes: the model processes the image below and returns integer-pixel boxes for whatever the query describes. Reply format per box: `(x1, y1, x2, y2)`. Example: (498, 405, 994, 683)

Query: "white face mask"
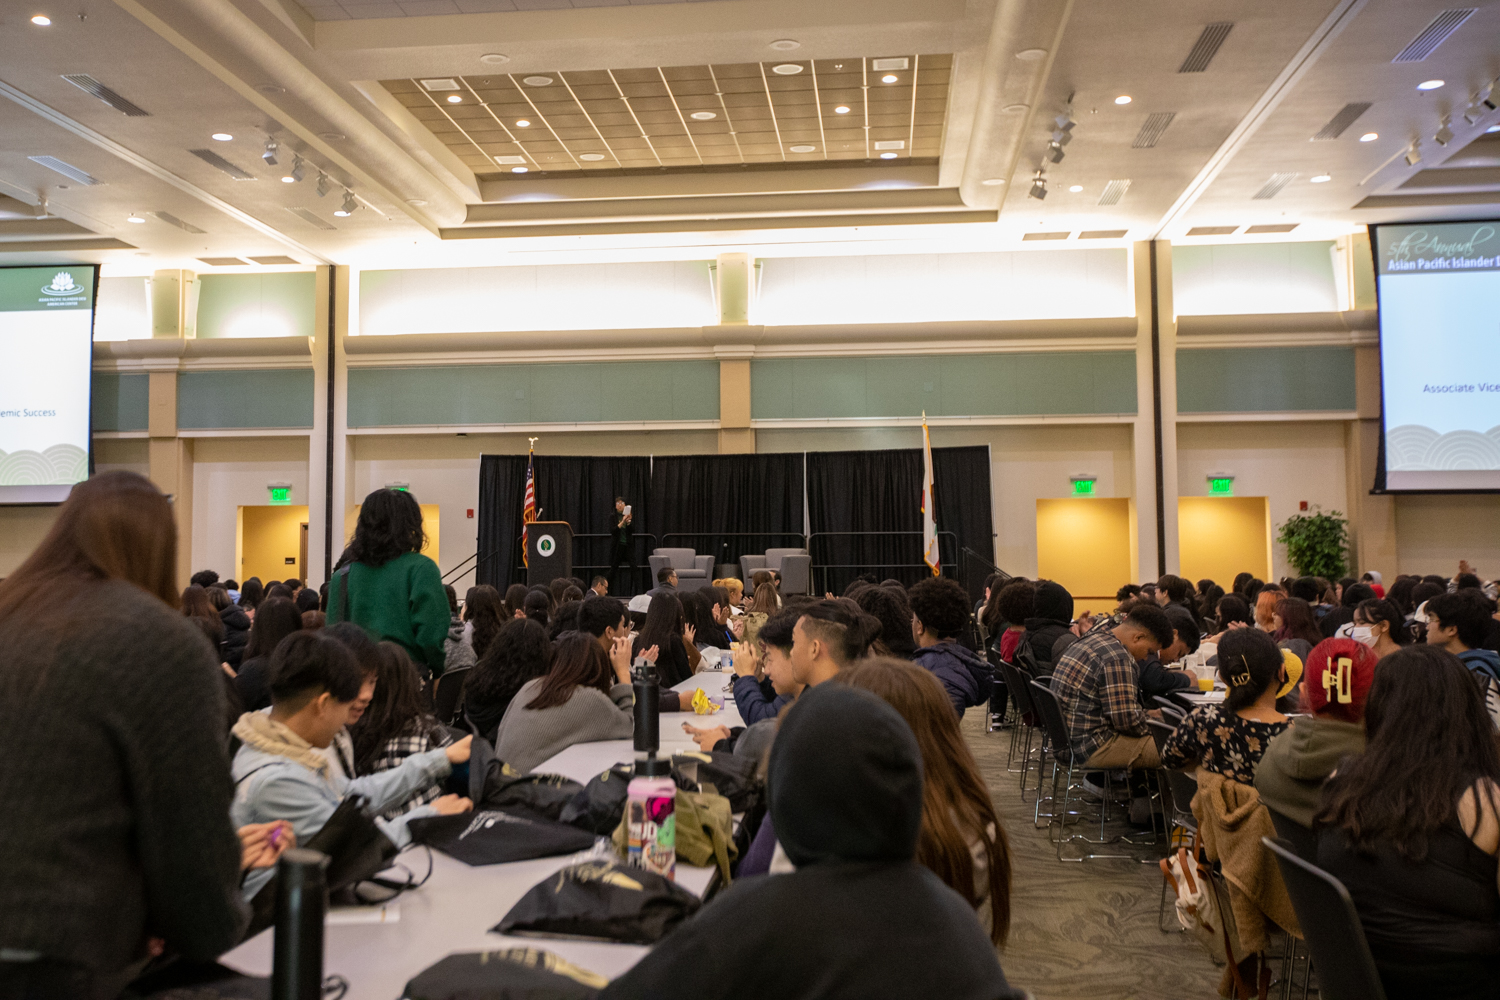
(1350, 625, 1377, 648)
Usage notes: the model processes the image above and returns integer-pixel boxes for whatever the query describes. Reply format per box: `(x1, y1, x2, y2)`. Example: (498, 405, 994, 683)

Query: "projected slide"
(0, 266, 96, 503)
(1374, 221, 1500, 491)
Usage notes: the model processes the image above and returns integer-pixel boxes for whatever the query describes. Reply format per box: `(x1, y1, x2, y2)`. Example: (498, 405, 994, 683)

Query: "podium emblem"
(537, 534, 556, 557)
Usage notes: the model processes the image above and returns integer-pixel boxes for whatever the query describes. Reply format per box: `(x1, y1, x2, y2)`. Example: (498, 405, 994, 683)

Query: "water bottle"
(271, 848, 329, 1000)
(626, 767, 677, 880)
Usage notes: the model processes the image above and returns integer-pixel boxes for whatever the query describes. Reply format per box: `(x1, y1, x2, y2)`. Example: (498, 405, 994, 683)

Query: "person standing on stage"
(609, 496, 635, 595)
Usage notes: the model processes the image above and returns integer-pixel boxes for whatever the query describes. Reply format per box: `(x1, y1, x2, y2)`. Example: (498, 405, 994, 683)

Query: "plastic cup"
(1197, 677, 1214, 692)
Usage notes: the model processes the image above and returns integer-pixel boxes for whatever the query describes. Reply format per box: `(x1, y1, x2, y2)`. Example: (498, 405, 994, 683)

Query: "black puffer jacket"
(220, 604, 251, 669)
(1020, 581, 1074, 677)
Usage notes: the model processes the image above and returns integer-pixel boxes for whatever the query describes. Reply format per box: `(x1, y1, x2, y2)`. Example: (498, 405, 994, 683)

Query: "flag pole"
(921, 413, 939, 577)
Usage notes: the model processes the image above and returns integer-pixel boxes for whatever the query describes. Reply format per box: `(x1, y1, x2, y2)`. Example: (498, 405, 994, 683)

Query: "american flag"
(521, 447, 537, 568)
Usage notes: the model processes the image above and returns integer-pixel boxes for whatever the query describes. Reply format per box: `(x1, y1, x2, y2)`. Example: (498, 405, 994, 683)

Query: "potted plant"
(1276, 507, 1350, 579)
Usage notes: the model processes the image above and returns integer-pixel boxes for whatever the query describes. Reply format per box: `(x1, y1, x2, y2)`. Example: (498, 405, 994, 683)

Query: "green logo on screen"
(537, 534, 556, 557)
(40, 272, 82, 296)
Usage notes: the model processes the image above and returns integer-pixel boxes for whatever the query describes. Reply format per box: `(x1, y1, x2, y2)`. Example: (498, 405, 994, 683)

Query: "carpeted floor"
(963, 709, 1226, 1000)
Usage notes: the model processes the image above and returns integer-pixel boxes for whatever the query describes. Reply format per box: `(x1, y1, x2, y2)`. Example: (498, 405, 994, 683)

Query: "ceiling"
(0, 0, 1496, 274)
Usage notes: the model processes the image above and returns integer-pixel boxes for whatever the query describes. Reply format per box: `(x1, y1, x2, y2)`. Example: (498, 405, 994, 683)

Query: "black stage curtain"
(477, 455, 651, 590)
(806, 446, 992, 594)
(649, 453, 804, 570)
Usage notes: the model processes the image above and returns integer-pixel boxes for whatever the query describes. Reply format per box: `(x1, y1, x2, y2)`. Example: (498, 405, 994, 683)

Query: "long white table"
(221, 668, 748, 999)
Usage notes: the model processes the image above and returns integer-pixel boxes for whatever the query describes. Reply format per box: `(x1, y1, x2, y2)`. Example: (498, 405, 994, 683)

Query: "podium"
(525, 521, 573, 587)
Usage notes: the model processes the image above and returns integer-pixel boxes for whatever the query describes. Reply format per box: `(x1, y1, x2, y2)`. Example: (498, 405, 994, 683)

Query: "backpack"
(1160, 845, 1265, 998)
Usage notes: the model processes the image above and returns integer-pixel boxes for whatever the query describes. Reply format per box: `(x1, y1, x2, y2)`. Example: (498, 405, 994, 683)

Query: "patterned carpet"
(962, 709, 1226, 1000)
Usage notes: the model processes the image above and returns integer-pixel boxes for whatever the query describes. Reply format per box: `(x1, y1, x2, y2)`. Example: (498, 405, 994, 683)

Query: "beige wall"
(1176, 421, 1348, 581)
(191, 436, 311, 584)
(1395, 495, 1500, 579)
(0, 507, 59, 578)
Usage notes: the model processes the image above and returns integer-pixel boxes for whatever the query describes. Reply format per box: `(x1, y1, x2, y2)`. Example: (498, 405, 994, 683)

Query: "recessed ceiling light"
(446, 95, 462, 103)
(126, 214, 145, 223)
(511, 166, 528, 173)
(1417, 79, 1445, 91)
(1114, 95, 1132, 105)
(479, 53, 509, 65)
(1311, 173, 1332, 183)
(772, 64, 804, 75)
(770, 39, 800, 50)
(407, 198, 427, 206)
(834, 105, 850, 114)
(980, 178, 1005, 186)
(690, 111, 716, 120)
(281, 175, 295, 183)
(1068, 184, 1083, 193)
(881, 74, 898, 83)
(879, 152, 897, 159)
(579, 153, 606, 161)
(521, 76, 553, 87)
(211, 132, 233, 141)
(516, 119, 531, 127)
(789, 143, 817, 153)
(1359, 132, 1378, 142)
(31, 14, 51, 25)
(1015, 48, 1046, 61)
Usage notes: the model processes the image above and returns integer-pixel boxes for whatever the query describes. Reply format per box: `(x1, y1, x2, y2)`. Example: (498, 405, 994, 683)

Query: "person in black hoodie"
(1020, 580, 1074, 677)
(908, 577, 992, 716)
(600, 684, 1025, 1000)
(217, 589, 252, 669)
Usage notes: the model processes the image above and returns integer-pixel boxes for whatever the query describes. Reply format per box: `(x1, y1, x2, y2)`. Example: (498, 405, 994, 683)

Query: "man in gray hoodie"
(231, 631, 473, 898)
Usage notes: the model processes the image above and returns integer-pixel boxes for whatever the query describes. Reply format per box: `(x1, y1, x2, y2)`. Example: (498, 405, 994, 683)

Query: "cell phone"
(624, 505, 632, 516)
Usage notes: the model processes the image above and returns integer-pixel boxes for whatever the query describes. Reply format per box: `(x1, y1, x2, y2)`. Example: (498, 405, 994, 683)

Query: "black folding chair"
(1263, 837, 1388, 1000)
(984, 647, 1011, 733)
(1152, 695, 1185, 723)
(432, 666, 469, 727)
(998, 660, 1040, 783)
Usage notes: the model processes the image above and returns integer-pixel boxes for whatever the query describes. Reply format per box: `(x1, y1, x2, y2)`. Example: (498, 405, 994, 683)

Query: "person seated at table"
(740, 581, 779, 643)
(650, 566, 679, 596)
(908, 577, 992, 717)
(1020, 580, 1074, 677)
(1211, 593, 1254, 633)
(837, 658, 1013, 946)
(494, 631, 638, 773)
(1254, 637, 1376, 828)
(1271, 596, 1324, 663)
(579, 595, 679, 713)
(716, 577, 745, 611)
(789, 600, 882, 689)
(1135, 601, 1198, 706)
(321, 621, 383, 781)
(1350, 597, 1410, 660)
(633, 591, 699, 688)
(1160, 628, 1289, 784)
(1050, 603, 1173, 771)
(350, 642, 457, 819)
(1314, 644, 1500, 999)
(234, 596, 305, 711)
(231, 631, 473, 898)
(461, 617, 553, 741)
(854, 582, 918, 659)
(683, 607, 805, 754)
(599, 684, 1026, 1000)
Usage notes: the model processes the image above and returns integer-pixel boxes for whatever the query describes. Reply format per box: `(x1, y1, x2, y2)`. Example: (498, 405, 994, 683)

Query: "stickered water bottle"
(626, 770, 676, 879)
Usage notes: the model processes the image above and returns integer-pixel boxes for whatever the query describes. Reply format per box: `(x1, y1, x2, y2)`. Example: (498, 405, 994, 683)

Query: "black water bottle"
(272, 847, 329, 1000)
(632, 656, 662, 775)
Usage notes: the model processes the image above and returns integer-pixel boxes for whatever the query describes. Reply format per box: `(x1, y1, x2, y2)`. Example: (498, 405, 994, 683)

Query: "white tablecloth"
(221, 667, 744, 998)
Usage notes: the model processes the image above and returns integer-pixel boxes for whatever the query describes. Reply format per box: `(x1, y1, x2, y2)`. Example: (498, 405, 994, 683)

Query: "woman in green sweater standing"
(329, 488, 450, 677)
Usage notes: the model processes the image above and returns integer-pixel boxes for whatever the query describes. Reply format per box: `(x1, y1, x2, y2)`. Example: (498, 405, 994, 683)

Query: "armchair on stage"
(648, 548, 714, 591)
(740, 548, 811, 596)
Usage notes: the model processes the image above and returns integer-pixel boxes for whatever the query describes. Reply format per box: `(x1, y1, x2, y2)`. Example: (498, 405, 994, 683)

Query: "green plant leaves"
(1276, 507, 1350, 579)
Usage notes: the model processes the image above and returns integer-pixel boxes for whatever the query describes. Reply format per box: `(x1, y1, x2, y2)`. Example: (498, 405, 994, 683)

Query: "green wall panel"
(347, 362, 720, 426)
(1176, 346, 1355, 413)
(196, 272, 315, 340)
(750, 352, 1137, 419)
(178, 370, 315, 428)
(91, 372, 148, 431)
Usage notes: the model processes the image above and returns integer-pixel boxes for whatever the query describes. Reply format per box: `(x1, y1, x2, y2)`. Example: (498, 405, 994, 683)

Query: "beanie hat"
(1033, 581, 1074, 624)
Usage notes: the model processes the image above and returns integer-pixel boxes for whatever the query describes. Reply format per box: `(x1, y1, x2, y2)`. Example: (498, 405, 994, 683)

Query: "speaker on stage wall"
(526, 521, 573, 588)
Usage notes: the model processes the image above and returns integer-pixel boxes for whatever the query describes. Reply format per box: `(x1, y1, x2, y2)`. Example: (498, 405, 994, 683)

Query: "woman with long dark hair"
(0, 472, 249, 993)
(634, 592, 698, 686)
(503, 583, 529, 619)
(234, 596, 306, 711)
(853, 583, 916, 659)
(181, 583, 225, 649)
(1272, 596, 1324, 662)
(1161, 628, 1289, 784)
(237, 576, 265, 612)
(351, 643, 455, 819)
(445, 584, 503, 671)
(462, 617, 553, 741)
(494, 632, 634, 772)
(1315, 645, 1500, 997)
(837, 658, 1013, 946)
(328, 488, 450, 677)
(1352, 597, 1411, 659)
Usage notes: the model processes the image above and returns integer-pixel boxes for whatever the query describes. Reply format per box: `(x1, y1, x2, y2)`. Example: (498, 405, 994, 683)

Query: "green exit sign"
(1071, 478, 1096, 496)
(269, 486, 291, 505)
(1208, 477, 1234, 496)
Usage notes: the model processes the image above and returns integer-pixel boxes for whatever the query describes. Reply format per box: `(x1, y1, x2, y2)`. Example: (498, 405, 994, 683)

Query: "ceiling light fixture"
(521, 76, 553, 86)
(789, 144, 817, 153)
(211, 132, 232, 141)
(1028, 172, 1047, 200)
(772, 64, 804, 75)
(1114, 95, 1132, 105)
(834, 105, 850, 114)
(879, 152, 897, 159)
(315, 172, 330, 197)
(290, 157, 305, 182)
(1359, 132, 1378, 142)
(690, 111, 716, 120)
(579, 153, 606, 161)
(1311, 173, 1332, 183)
(479, 53, 509, 65)
(881, 74, 898, 83)
(980, 178, 1005, 186)
(770, 39, 801, 50)
(262, 138, 278, 166)
(511, 166, 529, 173)
(1489, 125, 1500, 133)
(126, 213, 145, 223)
(31, 14, 51, 25)
(333, 191, 356, 216)
(1405, 142, 1423, 166)
(1434, 117, 1455, 146)
(1417, 79, 1445, 91)
(446, 95, 462, 103)
(516, 119, 531, 127)
(1069, 184, 1083, 193)
(1015, 48, 1046, 61)
(1045, 141, 1065, 163)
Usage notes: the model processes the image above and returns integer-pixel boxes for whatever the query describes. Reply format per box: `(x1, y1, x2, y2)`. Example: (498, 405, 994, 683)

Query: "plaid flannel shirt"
(1049, 629, 1148, 760)
(368, 723, 454, 821)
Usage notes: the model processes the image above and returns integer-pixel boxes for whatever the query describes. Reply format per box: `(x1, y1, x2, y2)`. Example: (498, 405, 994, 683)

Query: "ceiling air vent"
(250, 255, 299, 265)
(1021, 231, 1069, 241)
(198, 257, 247, 266)
(151, 211, 205, 234)
(870, 58, 910, 71)
(1393, 9, 1474, 62)
(26, 155, 99, 185)
(1078, 230, 1127, 239)
(189, 149, 255, 180)
(872, 140, 905, 150)
(1252, 172, 1298, 199)
(61, 74, 150, 116)
(1097, 179, 1131, 206)
(1311, 102, 1372, 140)
(288, 208, 336, 231)
(1179, 23, 1233, 73)
(420, 78, 461, 91)
(1246, 223, 1299, 234)
(1132, 113, 1176, 148)
(1186, 226, 1238, 236)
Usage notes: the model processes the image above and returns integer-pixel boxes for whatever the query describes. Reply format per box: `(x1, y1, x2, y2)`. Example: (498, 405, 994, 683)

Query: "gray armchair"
(648, 548, 713, 591)
(740, 547, 812, 596)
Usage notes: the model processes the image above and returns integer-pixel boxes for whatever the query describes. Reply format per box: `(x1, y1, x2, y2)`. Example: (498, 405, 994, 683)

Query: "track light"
(1051, 128, 1073, 146)
(1405, 142, 1422, 167)
(333, 191, 356, 217)
(1434, 118, 1454, 147)
(1054, 112, 1076, 132)
(1045, 141, 1065, 164)
(315, 172, 329, 197)
(262, 138, 278, 167)
(290, 157, 305, 182)
(1028, 172, 1047, 200)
